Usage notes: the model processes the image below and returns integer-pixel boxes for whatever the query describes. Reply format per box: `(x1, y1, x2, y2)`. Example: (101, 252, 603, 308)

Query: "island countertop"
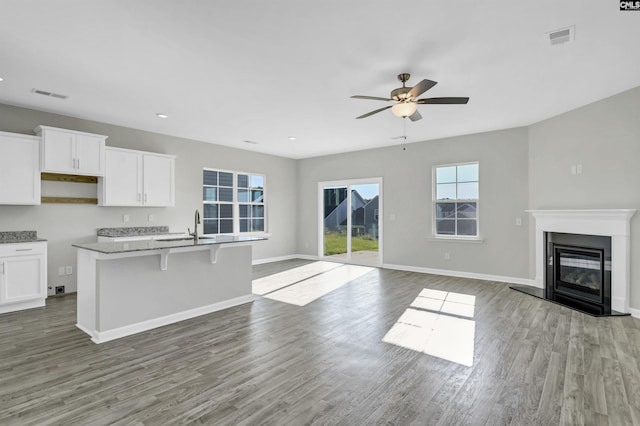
(73, 235, 266, 254)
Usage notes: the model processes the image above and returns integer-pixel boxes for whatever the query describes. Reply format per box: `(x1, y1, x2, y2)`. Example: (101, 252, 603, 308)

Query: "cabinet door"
(101, 148, 143, 206)
(0, 134, 41, 205)
(75, 134, 105, 175)
(41, 128, 75, 173)
(143, 154, 174, 206)
(0, 255, 45, 304)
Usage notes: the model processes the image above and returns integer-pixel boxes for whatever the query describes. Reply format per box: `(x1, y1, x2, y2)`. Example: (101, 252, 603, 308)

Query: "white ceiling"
(1, 1, 639, 159)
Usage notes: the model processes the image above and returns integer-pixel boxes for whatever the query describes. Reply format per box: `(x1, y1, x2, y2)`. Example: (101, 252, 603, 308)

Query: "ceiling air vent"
(548, 26, 574, 45)
(32, 88, 69, 99)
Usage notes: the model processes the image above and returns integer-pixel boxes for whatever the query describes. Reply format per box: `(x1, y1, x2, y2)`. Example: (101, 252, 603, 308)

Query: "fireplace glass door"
(554, 246, 604, 305)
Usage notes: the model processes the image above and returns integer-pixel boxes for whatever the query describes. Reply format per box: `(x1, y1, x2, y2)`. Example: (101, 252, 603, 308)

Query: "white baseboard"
(628, 307, 640, 319)
(81, 294, 254, 344)
(0, 298, 45, 314)
(252, 255, 534, 286)
(382, 263, 536, 286)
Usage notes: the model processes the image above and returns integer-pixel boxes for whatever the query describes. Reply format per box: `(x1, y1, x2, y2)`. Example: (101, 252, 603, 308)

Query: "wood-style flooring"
(2, 259, 640, 425)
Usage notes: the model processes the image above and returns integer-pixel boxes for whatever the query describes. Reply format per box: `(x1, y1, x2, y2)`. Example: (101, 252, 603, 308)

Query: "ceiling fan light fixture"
(391, 102, 417, 118)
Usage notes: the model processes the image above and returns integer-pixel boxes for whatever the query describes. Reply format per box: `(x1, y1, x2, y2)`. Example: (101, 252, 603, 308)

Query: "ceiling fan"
(351, 73, 469, 121)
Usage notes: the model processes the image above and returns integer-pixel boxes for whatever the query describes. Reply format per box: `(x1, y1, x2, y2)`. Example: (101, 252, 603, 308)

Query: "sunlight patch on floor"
(262, 264, 374, 306)
(252, 261, 342, 295)
(383, 289, 476, 367)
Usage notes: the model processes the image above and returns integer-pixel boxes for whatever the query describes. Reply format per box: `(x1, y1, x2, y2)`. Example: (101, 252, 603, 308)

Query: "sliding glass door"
(319, 178, 382, 266)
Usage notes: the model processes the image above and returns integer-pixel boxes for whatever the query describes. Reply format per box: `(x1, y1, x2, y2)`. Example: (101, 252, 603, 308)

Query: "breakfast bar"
(73, 235, 265, 343)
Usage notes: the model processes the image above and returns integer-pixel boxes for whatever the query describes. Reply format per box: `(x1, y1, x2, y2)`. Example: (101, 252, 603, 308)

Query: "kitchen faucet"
(188, 209, 201, 240)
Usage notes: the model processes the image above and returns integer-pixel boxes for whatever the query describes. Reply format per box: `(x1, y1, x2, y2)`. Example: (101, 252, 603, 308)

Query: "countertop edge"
(0, 239, 48, 244)
(73, 237, 267, 254)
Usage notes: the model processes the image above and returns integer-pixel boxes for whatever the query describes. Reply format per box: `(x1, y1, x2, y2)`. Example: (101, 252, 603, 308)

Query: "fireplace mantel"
(527, 209, 636, 313)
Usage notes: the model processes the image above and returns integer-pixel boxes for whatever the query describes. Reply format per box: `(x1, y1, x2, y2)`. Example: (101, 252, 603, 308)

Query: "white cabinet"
(98, 147, 175, 207)
(100, 147, 142, 206)
(0, 242, 47, 314)
(35, 125, 107, 176)
(143, 153, 174, 206)
(0, 132, 41, 205)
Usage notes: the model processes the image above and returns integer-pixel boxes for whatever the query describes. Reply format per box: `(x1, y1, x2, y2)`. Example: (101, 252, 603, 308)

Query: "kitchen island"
(73, 235, 265, 343)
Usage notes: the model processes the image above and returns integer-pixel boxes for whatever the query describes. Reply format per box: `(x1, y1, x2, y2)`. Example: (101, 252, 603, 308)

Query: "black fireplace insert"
(511, 232, 627, 317)
(540, 232, 617, 316)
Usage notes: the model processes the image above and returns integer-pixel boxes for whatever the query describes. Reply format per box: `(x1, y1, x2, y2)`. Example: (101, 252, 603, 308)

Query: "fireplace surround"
(516, 209, 636, 316)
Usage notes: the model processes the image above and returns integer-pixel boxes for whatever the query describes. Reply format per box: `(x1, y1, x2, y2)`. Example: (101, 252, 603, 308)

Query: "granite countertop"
(0, 231, 47, 244)
(97, 226, 184, 237)
(73, 235, 267, 254)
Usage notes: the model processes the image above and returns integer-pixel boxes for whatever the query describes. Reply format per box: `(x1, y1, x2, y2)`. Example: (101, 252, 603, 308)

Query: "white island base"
(76, 244, 253, 343)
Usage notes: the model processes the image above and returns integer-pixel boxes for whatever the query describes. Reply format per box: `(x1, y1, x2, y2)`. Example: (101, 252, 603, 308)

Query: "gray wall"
(3, 85, 639, 307)
(528, 86, 640, 308)
(296, 127, 531, 280)
(0, 103, 297, 294)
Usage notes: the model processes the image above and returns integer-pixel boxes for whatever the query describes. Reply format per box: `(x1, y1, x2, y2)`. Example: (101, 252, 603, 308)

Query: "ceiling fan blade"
(407, 79, 437, 99)
(408, 110, 422, 122)
(355, 105, 392, 119)
(417, 97, 469, 104)
(351, 95, 392, 101)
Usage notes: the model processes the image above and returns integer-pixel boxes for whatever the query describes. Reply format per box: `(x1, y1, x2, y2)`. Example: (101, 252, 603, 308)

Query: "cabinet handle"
(15, 248, 33, 252)
(1, 262, 4, 275)
(77, 158, 80, 169)
(144, 193, 148, 203)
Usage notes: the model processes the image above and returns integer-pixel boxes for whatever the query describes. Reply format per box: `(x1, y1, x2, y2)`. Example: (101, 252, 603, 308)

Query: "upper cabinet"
(98, 147, 175, 207)
(0, 132, 41, 205)
(35, 125, 107, 176)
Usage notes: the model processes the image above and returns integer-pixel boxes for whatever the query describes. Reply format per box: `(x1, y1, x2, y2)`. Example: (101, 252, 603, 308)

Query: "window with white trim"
(434, 162, 478, 237)
(203, 169, 266, 234)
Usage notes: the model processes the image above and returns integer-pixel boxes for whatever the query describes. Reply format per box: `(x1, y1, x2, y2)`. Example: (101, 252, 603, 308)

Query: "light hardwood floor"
(2, 259, 640, 425)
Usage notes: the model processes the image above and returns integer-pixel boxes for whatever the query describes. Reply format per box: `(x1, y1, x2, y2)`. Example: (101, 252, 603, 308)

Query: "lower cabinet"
(0, 242, 47, 314)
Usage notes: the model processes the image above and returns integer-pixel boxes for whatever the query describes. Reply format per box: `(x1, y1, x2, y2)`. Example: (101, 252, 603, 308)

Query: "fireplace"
(513, 209, 635, 317)
(546, 233, 611, 315)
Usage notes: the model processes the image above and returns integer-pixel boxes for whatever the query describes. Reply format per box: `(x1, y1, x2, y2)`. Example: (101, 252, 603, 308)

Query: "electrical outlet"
(123, 214, 130, 223)
(58, 266, 65, 276)
(55, 285, 65, 295)
(148, 214, 154, 222)
(515, 217, 522, 226)
(444, 252, 451, 261)
(66, 266, 73, 275)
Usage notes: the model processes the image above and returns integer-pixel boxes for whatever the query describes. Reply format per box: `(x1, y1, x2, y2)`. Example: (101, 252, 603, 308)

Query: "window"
(238, 174, 265, 232)
(434, 162, 478, 237)
(203, 169, 266, 234)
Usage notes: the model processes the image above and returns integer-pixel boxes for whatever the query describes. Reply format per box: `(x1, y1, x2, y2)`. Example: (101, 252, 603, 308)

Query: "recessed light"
(0, 77, 4, 82)
(156, 113, 168, 119)
(288, 136, 296, 141)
